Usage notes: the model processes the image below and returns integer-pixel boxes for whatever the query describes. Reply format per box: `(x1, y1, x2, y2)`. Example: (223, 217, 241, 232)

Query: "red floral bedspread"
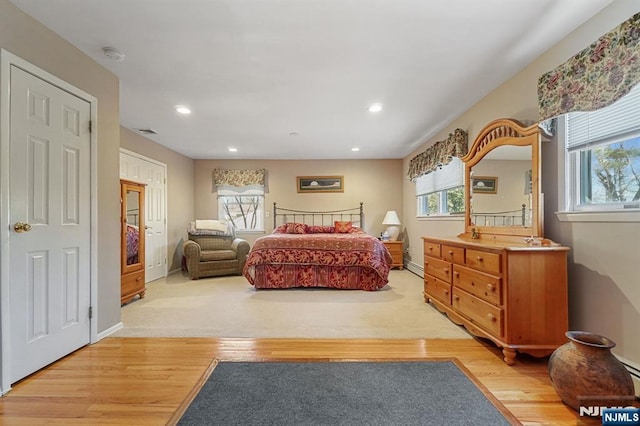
(243, 232, 392, 291)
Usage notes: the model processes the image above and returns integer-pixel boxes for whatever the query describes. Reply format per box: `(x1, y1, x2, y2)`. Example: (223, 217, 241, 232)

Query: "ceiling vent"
(135, 128, 158, 135)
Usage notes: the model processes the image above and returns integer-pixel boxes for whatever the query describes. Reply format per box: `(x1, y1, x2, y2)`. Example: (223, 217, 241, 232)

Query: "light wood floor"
(0, 337, 605, 425)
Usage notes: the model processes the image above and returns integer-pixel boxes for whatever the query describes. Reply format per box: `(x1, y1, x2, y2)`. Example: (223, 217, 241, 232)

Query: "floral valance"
(407, 128, 468, 181)
(213, 169, 266, 192)
(538, 12, 640, 121)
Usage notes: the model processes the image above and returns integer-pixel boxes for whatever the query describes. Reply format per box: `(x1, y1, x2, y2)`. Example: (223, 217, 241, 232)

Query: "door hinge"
(89, 306, 93, 319)
(89, 120, 93, 133)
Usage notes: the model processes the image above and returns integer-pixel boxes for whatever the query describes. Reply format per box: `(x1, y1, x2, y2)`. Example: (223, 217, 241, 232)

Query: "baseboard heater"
(405, 260, 424, 278)
(616, 355, 640, 398)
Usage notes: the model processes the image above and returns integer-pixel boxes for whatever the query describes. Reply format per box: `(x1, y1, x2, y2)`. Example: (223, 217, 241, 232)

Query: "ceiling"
(11, 0, 612, 160)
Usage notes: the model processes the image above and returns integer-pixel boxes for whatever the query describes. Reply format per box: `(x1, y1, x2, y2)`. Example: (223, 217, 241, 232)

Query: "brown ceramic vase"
(548, 331, 635, 411)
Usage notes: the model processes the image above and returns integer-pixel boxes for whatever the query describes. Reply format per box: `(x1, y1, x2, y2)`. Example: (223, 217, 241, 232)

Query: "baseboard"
(96, 321, 123, 341)
(405, 261, 424, 278)
(168, 267, 182, 275)
(616, 354, 640, 398)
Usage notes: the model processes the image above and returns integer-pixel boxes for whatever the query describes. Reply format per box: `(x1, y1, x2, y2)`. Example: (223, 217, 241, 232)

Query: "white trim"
(416, 215, 465, 222)
(0, 50, 99, 394)
(556, 210, 640, 223)
(119, 148, 169, 279)
(96, 322, 123, 341)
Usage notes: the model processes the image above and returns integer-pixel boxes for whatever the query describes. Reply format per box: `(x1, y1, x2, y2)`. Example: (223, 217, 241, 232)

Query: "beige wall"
(195, 159, 403, 246)
(402, 1, 639, 367)
(120, 128, 195, 272)
(0, 0, 121, 333)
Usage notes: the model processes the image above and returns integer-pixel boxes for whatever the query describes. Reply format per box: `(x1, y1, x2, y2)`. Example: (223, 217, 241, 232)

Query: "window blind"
(566, 84, 640, 152)
(415, 157, 463, 195)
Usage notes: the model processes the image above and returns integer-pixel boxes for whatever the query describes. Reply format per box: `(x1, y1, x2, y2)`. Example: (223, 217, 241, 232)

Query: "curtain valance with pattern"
(213, 169, 266, 193)
(407, 129, 468, 181)
(538, 12, 640, 122)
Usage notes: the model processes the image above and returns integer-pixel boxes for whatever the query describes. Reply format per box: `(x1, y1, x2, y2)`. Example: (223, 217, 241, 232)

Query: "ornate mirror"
(461, 118, 542, 238)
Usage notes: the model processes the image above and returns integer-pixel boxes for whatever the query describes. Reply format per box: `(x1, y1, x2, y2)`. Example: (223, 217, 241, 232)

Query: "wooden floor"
(0, 337, 607, 425)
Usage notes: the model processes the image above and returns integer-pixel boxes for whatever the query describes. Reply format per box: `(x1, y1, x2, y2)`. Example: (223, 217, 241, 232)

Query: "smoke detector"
(102, 47, 125, 62)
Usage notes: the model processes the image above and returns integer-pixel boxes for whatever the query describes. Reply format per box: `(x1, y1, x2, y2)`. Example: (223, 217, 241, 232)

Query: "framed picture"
(472, 176, 498, 194)
(297, 176, 344, 193)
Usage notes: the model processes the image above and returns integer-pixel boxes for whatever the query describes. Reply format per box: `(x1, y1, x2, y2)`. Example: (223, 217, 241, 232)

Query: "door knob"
(14, 221, 32, 233)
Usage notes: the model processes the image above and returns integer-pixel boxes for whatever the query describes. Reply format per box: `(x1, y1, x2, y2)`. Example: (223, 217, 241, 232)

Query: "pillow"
(308, 225, 334, 234)
(285, 222, 308, 234)
(273, 224, 288, 234)
(334, 221, 353, 233)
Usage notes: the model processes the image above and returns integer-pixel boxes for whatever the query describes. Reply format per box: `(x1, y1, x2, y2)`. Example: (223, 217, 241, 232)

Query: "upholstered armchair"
(183, 233, 250, 280)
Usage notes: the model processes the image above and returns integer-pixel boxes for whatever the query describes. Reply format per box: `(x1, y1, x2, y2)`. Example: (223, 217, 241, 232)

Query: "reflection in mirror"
(470, 145, 532, 227)
(125, 189, 141, 266)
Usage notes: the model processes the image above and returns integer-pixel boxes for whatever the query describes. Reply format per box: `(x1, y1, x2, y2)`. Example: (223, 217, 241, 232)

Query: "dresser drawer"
(465, 249, 501, 274)
(423, 241, 441, 258)
(424, 256, 452, 283)
(452, 288, 503, 337)
(424, 274, 451, 306)
(453, 265, 502, 306)
(122, 270, 144, 297)
(442, 245, 464, 264)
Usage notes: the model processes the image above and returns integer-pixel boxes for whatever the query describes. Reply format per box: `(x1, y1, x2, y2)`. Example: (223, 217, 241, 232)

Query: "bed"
(242, 203, 392, 291)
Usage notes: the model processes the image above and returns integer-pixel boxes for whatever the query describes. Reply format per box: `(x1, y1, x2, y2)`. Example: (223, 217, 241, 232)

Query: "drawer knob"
(477, 256, 484, 262)
(487, 313, 496, 322)
(136, 276, 142, 281)
(454, 271, 459, 278)
(453, 295, 459, 301)
(443, 268, 449, 273)
(486, 283, 495, 292)
(448, 250, 453, 255)
(444, 290, 449, 295)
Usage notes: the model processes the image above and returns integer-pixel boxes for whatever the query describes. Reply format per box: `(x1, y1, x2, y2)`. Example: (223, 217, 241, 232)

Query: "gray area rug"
(177, 361, 514, 426)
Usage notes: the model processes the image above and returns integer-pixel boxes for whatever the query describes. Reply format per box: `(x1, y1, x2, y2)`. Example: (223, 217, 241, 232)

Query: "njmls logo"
(580, 406, 637, 417)
(601, 407, 640, 425)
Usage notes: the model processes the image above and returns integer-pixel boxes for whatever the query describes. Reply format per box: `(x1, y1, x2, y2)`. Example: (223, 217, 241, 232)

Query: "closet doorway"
(119, 149, 167, 282)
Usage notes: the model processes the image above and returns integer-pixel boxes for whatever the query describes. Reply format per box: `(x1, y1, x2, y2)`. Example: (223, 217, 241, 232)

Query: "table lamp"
(382, 210, 401, 241)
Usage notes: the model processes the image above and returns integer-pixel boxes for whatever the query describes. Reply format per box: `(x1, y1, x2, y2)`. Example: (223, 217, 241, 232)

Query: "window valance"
(407, 129, 468, 181)
(213, 169, 266, 193)
(538, 12, 640, 122)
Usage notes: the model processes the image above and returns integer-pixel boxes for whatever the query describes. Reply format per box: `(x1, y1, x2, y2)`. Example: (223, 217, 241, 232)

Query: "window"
(416, 157, 465, 216)
(563, 84, 640, 212)
(217, 190, 264, 232)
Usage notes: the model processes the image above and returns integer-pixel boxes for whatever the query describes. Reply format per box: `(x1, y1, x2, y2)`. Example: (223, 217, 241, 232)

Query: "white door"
(8, 65, 91, 383)
(120, 151, 167, 282)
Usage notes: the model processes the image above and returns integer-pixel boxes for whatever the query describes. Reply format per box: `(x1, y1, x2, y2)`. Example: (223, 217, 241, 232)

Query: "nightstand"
(382, 240, 403, 269)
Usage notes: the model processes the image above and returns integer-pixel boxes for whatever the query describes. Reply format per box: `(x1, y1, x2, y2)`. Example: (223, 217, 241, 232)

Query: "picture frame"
(297, 176, 344, 193)
(472, 176, 498, 194)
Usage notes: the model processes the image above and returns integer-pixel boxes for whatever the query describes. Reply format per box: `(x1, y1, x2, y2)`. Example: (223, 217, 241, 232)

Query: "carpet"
(174, 360, 517, 426)
(115, 270, 472, 339)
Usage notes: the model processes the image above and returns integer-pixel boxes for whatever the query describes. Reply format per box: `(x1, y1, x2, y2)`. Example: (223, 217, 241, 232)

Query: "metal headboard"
(273, 202, 364, 229)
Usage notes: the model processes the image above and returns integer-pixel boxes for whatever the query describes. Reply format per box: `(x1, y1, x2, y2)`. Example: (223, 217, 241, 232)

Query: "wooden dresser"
(121, 179, 146, 305)
(422, 235, 569, 365)
(382, 240, 403, 269)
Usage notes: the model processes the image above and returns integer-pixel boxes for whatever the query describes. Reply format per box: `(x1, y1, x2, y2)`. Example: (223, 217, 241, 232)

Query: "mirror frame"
(460, 118, 542, 238)
(121, 180, 145, 274)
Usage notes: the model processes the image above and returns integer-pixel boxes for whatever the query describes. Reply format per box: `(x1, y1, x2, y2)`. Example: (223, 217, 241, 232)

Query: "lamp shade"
(382, 211, 401, 241)
(382, 211, 401, 225)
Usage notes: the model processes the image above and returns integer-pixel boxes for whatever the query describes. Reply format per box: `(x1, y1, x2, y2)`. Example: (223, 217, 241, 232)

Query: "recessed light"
(228, 147, 238, 152)
(175, 105, 191, 115)
(352, 147, 360, 152)
(289, 132, 299, 136)
(368, 103, 383, 113)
